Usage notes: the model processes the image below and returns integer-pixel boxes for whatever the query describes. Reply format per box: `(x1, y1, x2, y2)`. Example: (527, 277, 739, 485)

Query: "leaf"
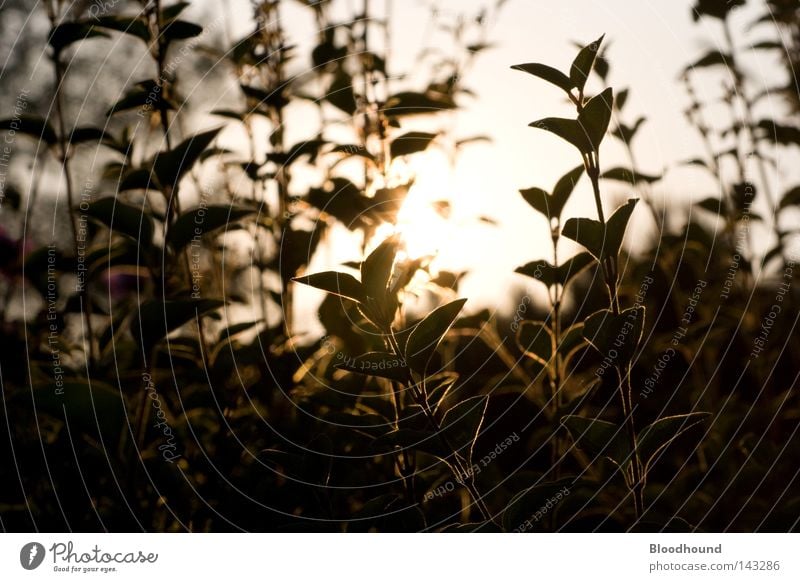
(684, 49, 730, 72)
(106, 81, 174, 117)
(562, 198, 639, 261)
(361, 237, 400, 302)
(48, 21, 108, 53)
(383, 91, 457, 117)
(779, 185, 800, 209)
(696, 197, 727, 215)
(326, 72, 357, 115)
(582, 306, 645, 365)
(518, 187, 553, 218)
(638, 413, 710, 473)
(561, 415, 629, 467)
(612, 117, 646, 144)
(390, 132, 437, 158)
(517, 321, 555, 366)
(441, 395, 488, 463)
(161, 1, 191, 21)
(92, 16, 151, 44)
(334, 351, 409, 382)
(133, 298, 225, 352)
(0, 116, 57, 145)
(31, 380, 125, 440)
(167, 205, 256, 250)
(405, 298, 468, 374)
(577, 87, 614, 151)
(515, 252, 594, 289)
(84, 197, 154, 246)
(601, 167, 660, 185)
(551, 165, 585, 211)
(153, 127, 221, 191)
(293, 271, 365, 303)
(529, 117, 592, 154)
(163, 19, 203, 43)
(570, 34, 605, 93)
(218, 320, 262, 342)
(330, 144, 376, 163)
(511, 63, 573, 95)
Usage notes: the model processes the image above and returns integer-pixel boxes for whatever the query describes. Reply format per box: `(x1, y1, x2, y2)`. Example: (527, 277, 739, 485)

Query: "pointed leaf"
(511, 63, 573, 95)
(582, 306, 645, 365)
(48, 21, 108, 53)
(133, 298, 225, 352)
(578, 87, 614, 151)
(84, 197, 154, 246)
(153, 127, 221, 191)
(361, 237, 400, 302)
(390, 131, 437, 158)
(293, 271, 365, 303)
(601, 167, 660, 185)
(334, 351, 409, 382)
(167, 205, 256, 250)
(562, 415, 629, 467)
(0, 116, 57, 145)
(639, 412, 710, 473)
(405, 298, 468, 373)
(529, 117, 592, 154)
(562, 198, 638, 261)
(441, 395, 488, 463)
(570, 34, 605, 92)
(516, 321, 555, 365)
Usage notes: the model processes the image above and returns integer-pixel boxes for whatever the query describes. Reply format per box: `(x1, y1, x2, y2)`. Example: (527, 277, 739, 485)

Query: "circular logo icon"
(20, 542, 45, 570)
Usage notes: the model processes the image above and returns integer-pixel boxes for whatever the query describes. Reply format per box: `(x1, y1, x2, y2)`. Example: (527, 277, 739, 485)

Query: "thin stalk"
(584, 150, 644, 518)
(385, 330, 492, 522)
(52, 51, 97, 368)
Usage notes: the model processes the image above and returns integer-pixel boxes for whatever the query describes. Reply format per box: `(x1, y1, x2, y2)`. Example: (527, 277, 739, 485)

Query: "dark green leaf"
(405, 298, 468, 374)
(167, 205, 256, 250)
(570, 34, 605, 93)
(84, 197, 154, 246)
(517, 321, 554, 365)
(293, 271, 365, 303)
(562, 198, 638, 261)
(511, 63, 573, 95)
(390, 132, 437, 158)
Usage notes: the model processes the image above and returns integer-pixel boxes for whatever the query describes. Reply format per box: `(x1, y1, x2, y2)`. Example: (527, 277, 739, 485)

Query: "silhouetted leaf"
(601, 167, 660, 184)
(516, 252, 594, 288)
(441, 395, 488, 463)
(529, 117, 592, 154)
(84, 197, 154, 246)
(779, 185, 800, 209)
(511, 63, 573, 95)
(638, 413, 710, 473)
(163, 19, 203, 43)
(405, 298, 468, 374)
(361, 237, 400, 302)
(327, 72, 357, 115)
(134, 298, 225, 352)
(93, 16, 151, 43)
(48, 21, 108, 53)
(685, 50, 730, 72)
(561, 415, 629, 466)
(517, 321, 554, 365)
(153, 127, 221, 190)
(293, 271, 365, 303)
(582, 306, 645, 365)
(578, 87, 614, 151)
(0, 116, 57, 145)
(383, 91, 457, 117)
(167, 205, 256, 250)
(334, 351, 409, 382)
(390, 132, 437, 158)
(562, 198, 639, 260)
(570, 34, 605, 93)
